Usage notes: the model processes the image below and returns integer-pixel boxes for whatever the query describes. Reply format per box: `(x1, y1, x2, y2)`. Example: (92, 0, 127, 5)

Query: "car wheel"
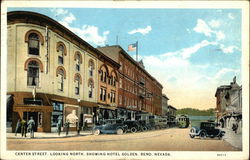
(199, 131, 206, 139)
(142, 126, 147, 132)
(93, 129, 100, 135)
(116, 128, 123, 135)
(189, 134, 195, 138)
(131, 127, 137, 133)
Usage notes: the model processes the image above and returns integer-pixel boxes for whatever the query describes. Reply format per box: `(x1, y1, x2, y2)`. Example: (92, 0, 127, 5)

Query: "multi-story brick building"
(215, 76, 242, 133)
(97, 45, 163, 120)
(6, 11, 119, 132)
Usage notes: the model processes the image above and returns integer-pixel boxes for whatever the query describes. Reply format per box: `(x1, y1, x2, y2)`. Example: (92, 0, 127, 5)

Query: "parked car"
(137, 120, 148, 131)
(149, 115, 168, 129)
(92, 119, 128, 135)
(189, 122, 225, 139)
(123, 120, 141, 133)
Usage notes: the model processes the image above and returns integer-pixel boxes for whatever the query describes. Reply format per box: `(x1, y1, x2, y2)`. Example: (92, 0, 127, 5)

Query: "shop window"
(27, 61, 39, 86)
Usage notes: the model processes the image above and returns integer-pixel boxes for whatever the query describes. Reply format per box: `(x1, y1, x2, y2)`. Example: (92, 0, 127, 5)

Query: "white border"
(1, 1, 249, 160)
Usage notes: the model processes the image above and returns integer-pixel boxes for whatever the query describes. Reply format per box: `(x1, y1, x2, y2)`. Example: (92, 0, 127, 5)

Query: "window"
(119, 95, 122, 105)
(27, 61, 39, 86)
(28, 33, 40, 55)
(75, 54, 80, 71)
(100, 88, 106, 101)
(89, 60, 94, 77)
(104, 72, 107, 82)
(58, 45, 64, 65)
(88, 79, 94, 98)
(57, 69, 64, 91)
(75, 76, 80, 95)
(119, 79, 122, 88)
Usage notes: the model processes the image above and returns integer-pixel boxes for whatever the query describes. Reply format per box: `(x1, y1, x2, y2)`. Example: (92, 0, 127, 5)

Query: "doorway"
(23, 112, 38, 132)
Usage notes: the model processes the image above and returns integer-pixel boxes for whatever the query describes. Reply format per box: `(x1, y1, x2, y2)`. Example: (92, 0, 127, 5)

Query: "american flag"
(128, 43, 137, 51)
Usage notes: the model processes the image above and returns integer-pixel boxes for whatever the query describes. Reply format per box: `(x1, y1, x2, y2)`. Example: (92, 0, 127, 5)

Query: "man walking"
(15, 119, 21, 136)
(57, 119, 62, 136)
(64, 120, 70, 136)
(27, 117, 35, 138)
(20, 119, 27, 137)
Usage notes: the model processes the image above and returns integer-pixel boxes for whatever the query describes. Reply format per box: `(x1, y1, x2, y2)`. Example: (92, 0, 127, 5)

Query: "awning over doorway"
(13, 105, 53, 112)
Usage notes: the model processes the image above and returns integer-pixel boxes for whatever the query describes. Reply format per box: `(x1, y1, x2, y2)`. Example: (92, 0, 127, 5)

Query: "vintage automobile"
(123, 120, 147, 133)
(189, 122, 225, 139)
(92, 119, 128, 135)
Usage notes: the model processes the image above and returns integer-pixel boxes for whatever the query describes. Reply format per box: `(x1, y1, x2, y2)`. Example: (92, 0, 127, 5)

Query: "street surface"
(7, 128, 239, 151)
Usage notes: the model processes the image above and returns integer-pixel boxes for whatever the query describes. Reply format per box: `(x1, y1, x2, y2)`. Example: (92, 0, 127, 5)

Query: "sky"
(8, 7, 242, 110)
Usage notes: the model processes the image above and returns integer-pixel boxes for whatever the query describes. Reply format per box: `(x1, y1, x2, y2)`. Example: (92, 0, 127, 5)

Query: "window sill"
(27, 85, 41, 89)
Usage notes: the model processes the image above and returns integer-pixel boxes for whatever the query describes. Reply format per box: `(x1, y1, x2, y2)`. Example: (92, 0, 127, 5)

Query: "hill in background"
(176, 108, 216, 116)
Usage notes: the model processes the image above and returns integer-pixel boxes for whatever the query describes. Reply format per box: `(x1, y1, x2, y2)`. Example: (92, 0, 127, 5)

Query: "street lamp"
(77, 98, 81, 135)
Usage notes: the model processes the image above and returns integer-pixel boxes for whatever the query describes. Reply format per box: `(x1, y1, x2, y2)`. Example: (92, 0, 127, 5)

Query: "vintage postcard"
(1, 0, 249, 160)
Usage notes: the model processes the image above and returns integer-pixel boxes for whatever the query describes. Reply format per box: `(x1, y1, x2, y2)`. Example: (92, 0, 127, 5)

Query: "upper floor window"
(88, 79, 94, 98)
(75, 76, 80, 95)
(27, 61, 39, 86)
(58, 45, 64, 65)
(100, 88, 106, 101)
(28, 33, 40, 55)
(57, 69, 64, 91)
(75, 53, 81, 71)
(89, 59, 95, 77)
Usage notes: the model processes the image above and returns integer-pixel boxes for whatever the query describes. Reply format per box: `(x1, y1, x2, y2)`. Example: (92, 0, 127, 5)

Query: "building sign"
(127, 105, 137, 110)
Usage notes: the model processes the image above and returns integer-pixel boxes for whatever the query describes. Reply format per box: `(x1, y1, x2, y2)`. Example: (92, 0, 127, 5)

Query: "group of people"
(15, 117, 35, 138)
(56, 119, 88, 136)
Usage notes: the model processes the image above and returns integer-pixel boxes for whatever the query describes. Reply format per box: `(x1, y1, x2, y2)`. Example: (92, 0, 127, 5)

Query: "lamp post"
(77, 98, 81, 135)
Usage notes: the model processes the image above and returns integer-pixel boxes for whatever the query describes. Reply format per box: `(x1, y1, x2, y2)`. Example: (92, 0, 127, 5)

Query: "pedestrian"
(15, 119, 21, 136)
(57, 119, 62, 136)
(64, 120, 70, 136)
(27, 117, 35, 138)
(20, 119, 27, 137)
(232, 122, 238, 134)
(84, 120, 88, 130)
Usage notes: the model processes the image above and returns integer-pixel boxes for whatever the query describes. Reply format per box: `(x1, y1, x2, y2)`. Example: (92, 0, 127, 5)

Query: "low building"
(162, 94, 169, 116)
(167, 105, 177, 122)
(215, 76, 242, 133)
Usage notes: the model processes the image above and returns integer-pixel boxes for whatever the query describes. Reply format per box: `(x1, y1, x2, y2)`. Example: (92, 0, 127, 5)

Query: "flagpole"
(136, 41, 138, 62)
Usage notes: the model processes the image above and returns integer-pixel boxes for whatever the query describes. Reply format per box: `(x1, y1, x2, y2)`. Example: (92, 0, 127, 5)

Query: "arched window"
(89, 60, 94, 77)
(75, 54, 80, 71)
(88, 79, 94, 98)
(75, 76, 80, 95)
(27, 61, 39, 86)
(57, 69, 64, 91)
(57, 44, 65, 65)
(28, 33, 40, 55)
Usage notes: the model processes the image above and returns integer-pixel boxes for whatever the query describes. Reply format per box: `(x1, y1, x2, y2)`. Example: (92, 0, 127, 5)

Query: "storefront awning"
(13, 105, 53, 112)
(98, 105, 117, 110)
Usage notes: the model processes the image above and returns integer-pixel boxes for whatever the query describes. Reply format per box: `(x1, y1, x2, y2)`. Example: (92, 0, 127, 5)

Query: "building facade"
(7, 11, 164, 132)
(162, 94, 169, 116)
(6, 11, 112, 132)
(97, 46, 163, 120)
(215, 77, 242, 133)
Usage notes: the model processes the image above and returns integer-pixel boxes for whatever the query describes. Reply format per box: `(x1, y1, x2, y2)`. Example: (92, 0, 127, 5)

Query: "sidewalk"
(7, 130, 93, 139)
(221, 128, 242, 150)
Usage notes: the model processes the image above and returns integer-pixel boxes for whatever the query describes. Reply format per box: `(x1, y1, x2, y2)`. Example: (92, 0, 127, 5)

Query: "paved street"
(7, 128, 239, 151)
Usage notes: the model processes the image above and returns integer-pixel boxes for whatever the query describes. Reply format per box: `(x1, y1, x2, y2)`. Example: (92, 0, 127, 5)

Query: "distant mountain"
(176, 108, 216, 116)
